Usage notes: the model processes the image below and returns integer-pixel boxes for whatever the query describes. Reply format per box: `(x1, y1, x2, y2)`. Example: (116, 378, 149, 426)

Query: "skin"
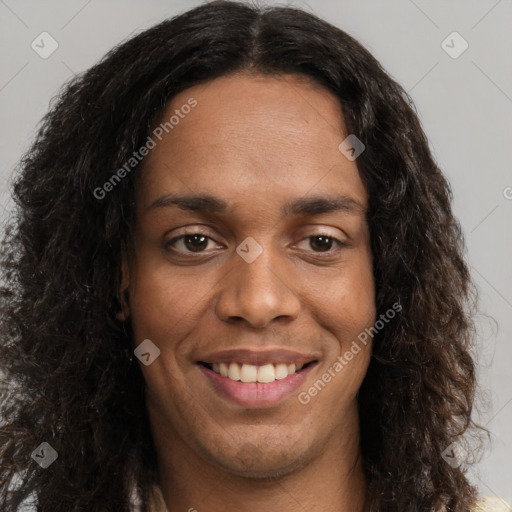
(119, 72, 376, 512)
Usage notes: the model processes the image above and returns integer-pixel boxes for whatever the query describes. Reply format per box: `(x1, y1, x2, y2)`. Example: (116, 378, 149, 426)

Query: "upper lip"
(197, 348, 320, 366)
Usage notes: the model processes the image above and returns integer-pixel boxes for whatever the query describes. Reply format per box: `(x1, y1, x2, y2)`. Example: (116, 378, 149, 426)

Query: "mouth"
(197, 360, 317, 384)
(197, 357, 319, 407)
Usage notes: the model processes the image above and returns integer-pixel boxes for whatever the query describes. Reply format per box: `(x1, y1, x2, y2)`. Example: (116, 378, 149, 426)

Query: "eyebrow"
(145, 192, 366, 217)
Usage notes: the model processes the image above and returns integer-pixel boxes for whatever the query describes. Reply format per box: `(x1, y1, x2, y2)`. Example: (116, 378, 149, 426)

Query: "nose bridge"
(215, 236, 300, 328)
(238, 241, 282, 292)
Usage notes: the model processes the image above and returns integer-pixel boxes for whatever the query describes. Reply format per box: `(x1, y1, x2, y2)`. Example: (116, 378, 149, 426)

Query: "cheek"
(307, 251, 376, 342)
(305, 259, 375, 410)
(127, 260, 204, 344)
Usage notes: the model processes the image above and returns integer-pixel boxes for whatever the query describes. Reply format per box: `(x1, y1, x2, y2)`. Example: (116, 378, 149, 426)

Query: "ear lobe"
(116, 253, 131, 322)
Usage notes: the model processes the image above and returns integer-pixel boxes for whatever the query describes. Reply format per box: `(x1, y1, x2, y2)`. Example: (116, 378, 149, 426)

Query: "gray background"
(1, 0, 511, 506)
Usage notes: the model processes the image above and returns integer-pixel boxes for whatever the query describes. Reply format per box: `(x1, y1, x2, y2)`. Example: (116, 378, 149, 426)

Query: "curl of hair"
(0, 1, 489, 511)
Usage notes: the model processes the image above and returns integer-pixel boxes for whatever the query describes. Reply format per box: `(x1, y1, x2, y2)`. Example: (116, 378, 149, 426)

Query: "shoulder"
(473, 496, 512, 511)
(148, 482, 168, 512)
(145, 487, 512, 512)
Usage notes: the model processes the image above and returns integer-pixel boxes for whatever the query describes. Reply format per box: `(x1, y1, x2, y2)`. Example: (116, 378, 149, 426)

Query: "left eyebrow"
(281, 194, 366, 217)
(145, 193, 366, 217)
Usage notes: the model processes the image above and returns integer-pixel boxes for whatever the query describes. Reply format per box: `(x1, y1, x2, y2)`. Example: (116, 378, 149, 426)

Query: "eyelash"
(165, 231, 348, 256)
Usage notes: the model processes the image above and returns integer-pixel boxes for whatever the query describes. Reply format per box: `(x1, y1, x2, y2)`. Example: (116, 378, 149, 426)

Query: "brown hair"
(0, 1, 488, 510)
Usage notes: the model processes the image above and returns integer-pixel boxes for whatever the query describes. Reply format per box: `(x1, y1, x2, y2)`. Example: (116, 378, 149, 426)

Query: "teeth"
(274, 363, 288, 380)
(240, 363, 258, 382)
(210, 361, 307, 383)
(257, 364, 275, 383)
(228, 362, 240, 381)
(219, 362, 229, 377)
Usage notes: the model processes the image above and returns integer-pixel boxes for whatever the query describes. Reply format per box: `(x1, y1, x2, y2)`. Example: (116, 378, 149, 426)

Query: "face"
(120, 72, 376, 479)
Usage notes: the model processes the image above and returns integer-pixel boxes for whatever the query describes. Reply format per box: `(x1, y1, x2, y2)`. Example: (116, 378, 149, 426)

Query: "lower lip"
(198, 363, 316, 407)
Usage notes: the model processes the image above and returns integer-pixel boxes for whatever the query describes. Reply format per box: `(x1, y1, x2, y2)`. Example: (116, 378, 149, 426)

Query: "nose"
(214, 243, 301, 329)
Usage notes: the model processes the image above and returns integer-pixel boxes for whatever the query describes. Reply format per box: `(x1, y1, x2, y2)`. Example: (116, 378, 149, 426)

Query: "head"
(123, 69, 376, 488)
(0, 1, 486, 511)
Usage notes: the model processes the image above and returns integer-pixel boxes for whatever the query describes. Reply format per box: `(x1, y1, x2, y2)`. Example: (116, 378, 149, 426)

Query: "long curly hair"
(0, 1, 489, 510)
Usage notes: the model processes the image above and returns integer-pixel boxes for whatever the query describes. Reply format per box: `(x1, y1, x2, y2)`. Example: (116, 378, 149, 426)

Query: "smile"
(197, 360, 318, 407)
(200, 361, 312, 383)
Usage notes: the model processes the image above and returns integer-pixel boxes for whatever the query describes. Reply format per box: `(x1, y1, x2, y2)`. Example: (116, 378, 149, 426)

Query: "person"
(0, 1, 508, 511)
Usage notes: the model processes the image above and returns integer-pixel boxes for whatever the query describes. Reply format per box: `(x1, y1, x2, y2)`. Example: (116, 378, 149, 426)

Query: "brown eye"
(182, 234, 209, 252)
(295, 232, 348, 256)
(166, 233, 214, 253)
(309, 235, 335, 252)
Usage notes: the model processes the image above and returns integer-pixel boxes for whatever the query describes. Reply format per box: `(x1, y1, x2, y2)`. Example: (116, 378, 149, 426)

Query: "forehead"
(138, 72, 367, 212)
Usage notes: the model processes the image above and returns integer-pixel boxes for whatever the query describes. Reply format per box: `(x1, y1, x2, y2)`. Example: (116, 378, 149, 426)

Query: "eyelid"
(164, 227, 349, 256)
(293, 231, 349, 254)
(165, 229, 223, 253)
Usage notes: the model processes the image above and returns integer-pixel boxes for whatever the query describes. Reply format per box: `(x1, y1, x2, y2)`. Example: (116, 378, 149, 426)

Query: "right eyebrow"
(145, 193, 228, 214)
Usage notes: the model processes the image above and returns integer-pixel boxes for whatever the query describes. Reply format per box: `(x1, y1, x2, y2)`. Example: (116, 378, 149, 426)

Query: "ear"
(116, 252, 131, 322)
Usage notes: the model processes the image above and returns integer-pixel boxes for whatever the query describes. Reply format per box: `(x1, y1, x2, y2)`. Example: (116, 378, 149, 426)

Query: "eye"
(296, 232, 348, 254)
(165, 231, 348, 256)
(165, 232, 221, 254)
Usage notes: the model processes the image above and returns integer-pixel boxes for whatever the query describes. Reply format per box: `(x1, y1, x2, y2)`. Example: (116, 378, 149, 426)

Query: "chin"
(207, 439, 312, 480)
